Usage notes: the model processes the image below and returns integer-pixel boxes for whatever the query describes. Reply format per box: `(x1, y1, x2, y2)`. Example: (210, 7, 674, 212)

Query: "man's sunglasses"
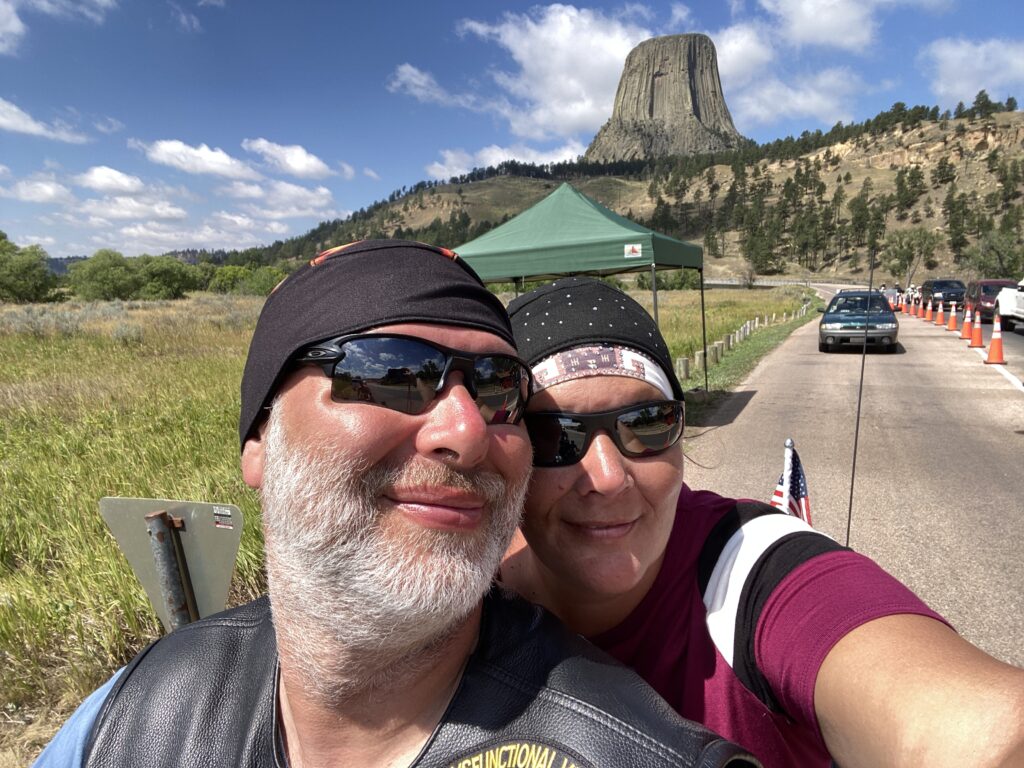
(524, 400, 684, 467)
(292, 333, 531, 425)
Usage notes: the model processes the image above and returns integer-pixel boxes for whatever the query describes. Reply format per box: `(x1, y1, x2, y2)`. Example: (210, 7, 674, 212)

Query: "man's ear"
(241, 422, 268, 489)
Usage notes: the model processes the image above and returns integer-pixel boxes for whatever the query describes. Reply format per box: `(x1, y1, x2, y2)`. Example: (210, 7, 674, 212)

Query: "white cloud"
(426, 140, 585, 180)
(94, 116, 124, 134)
(363, 168, 380, 180)
(23, 234, 56, 246)
(79, 195, 187, 220)
(758, 0, 874, 51)
(338, 161, 355, 180)
(210, 210, 256, 229)
(757, 0, 949, 52)
(217, 180, 264, 198)
(0, 163, 8, 176)
(918, 37, 1024, 105)
(114, 216, 285, 255)
(74, 165, 144, 193)
(198, 0, 225, 6)
(1, 0, 117, 54)
(455, 6, 651, 140)
(23, 0, 118, 23)
(134, 138, 260, 179)
(387, 63, 469, 107)
(0, 96, 89, 142)
(715, 23, 776, 90)
(244, 180, 335, 219)
(208, 212, 286, 236)
(390, 7, 649, 141)
(618, 3, 655, 22)
(0, 1, 27, 55)
(731, 68, 862, 127)
(241, 137, 333, 179)
(426, 150, 474, 181)
(169, 1, 200, 32)
(668, 3, 692, 30)
(1, 176, 74, 204)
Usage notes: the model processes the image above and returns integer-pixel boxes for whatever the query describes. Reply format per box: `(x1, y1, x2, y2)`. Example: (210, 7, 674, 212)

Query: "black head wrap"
(239, 239, 513, 448)
(507, 276, 683, 399)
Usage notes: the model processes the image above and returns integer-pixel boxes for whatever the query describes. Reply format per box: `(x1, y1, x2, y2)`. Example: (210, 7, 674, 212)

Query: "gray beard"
(259, 405, 529, 705)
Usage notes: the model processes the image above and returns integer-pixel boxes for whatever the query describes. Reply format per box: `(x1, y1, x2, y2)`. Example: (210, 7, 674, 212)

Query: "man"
(34, 241, 757, 768)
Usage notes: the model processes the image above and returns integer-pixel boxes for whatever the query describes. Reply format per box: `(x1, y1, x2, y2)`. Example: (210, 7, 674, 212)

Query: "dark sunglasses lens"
(615, 402, 683, 456)
(472, 357, 529, 425)
(330, 337, 446, 414)
(525, 414, 588, 466)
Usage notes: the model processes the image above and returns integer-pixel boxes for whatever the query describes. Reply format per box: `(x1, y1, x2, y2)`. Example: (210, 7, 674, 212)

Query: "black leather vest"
(85, 590, 760, 767)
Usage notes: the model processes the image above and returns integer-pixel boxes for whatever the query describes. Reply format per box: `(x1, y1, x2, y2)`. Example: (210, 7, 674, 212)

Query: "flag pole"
(781, 438, 794, 516)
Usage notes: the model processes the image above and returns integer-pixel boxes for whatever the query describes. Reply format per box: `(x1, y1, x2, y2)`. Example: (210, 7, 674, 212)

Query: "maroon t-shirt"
(590, 483, 946, 768)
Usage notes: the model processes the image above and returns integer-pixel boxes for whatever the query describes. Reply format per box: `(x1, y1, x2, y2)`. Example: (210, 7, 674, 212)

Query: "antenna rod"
(846, 248, 877, 547)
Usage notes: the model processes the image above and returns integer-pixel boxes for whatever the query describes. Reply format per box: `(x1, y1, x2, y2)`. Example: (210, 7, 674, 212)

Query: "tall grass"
(0, 286, 811, 716)
(0, 296, 266, 710)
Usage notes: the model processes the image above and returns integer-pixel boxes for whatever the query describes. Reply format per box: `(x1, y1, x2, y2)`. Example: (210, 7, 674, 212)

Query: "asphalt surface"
(684, 288, 1024, 667)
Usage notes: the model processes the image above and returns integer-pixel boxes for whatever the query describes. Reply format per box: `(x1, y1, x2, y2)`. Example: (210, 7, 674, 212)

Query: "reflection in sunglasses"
(525, 401, 683, 467)
(292, 333, 531, 425)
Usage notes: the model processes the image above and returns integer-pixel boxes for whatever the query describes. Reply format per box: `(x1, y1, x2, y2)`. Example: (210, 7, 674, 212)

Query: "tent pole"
(650, 263, 659, 327)
(700, 269, 708, 392)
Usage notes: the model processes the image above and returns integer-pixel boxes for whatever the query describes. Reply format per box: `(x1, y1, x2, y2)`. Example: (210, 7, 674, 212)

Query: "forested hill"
(169, 96, 1024, 286)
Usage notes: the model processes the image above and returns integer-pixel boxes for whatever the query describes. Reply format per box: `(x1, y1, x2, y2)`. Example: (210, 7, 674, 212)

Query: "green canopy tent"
(457, 182, 709, 390)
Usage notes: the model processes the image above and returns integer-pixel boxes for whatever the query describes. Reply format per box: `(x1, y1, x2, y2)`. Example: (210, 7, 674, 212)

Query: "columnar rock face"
(585, 34, 748, 163)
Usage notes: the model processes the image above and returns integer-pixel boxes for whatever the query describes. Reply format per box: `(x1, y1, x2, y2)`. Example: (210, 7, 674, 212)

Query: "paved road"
(684, 298, 1024, 666)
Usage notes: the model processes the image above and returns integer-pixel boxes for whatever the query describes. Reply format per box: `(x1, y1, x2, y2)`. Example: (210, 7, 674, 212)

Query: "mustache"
(360, 459, 510, 509)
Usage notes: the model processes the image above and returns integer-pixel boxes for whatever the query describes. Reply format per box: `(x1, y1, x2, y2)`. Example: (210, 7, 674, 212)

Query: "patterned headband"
(530, 344, 675, 399)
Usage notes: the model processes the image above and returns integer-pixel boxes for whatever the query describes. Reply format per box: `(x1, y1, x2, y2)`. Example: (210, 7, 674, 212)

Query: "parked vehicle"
(965, 279, 1018, 322)
(919, 279, 966, 309)
(995, 279, 1024, 331)
(818, 291, 899, 353)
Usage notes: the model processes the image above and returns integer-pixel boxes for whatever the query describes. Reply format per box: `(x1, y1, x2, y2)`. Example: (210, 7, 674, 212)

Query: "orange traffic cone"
(902, 297, 910, 315)
(969, 308, 985, 348)
(934, 301, 944, 326)
(985, 314, 1007, 364)
(916, 299, 923, 318)
(946, 301, 958, 331)
(960, 303, 973, 340)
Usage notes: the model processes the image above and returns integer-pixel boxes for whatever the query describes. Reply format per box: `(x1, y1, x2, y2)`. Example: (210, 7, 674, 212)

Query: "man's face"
(241, 323, 533, 698)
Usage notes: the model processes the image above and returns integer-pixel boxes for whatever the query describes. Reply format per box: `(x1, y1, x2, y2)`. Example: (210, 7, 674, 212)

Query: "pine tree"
(972, 89, 997, 119)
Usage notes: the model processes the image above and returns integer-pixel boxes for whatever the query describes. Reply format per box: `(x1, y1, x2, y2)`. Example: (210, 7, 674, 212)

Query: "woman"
(501, 276, 1024, 768)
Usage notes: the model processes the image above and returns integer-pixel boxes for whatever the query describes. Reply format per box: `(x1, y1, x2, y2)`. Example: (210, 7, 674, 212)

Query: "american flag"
(770, 440, 812, 525)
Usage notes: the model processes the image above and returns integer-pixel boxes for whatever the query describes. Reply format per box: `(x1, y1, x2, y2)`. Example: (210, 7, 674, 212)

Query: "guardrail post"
(675, 357, 690, 381)
(695, 350, 705, 370)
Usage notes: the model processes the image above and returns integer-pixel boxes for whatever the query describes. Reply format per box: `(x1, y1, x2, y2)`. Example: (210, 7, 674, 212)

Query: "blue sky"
(2, 0, 1023, 259)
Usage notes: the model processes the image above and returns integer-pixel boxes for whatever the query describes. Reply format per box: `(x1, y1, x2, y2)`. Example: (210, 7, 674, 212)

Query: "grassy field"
(0, 285, 817, 762)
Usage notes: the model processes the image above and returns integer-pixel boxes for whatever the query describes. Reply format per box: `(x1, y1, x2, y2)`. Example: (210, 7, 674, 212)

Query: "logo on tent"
(624, 243, 642, 259)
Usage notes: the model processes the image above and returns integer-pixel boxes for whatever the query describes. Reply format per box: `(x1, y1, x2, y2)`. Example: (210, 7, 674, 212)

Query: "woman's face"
(520, 375, 684, 607)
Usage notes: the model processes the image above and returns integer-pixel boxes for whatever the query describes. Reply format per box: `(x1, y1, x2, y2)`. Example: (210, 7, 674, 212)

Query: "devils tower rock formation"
(585, 34, 748, 163)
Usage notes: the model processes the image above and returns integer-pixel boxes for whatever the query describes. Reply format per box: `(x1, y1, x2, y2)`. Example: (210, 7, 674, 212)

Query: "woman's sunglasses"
(292, 333, 532, 425)
(525, 400, 684, 467)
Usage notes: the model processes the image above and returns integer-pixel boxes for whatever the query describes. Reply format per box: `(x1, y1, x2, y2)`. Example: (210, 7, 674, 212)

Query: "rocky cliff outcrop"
(585, 34, 748, 163)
